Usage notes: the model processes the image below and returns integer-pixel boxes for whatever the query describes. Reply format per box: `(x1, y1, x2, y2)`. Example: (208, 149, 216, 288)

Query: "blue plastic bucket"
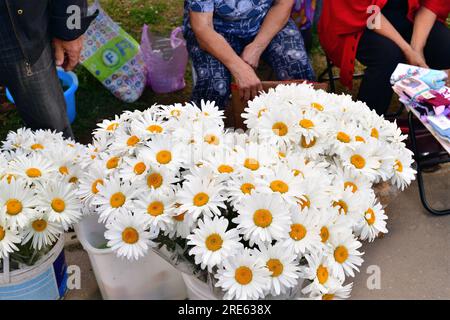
(6, 68, 78, 124)
(0, 235, 67, 300)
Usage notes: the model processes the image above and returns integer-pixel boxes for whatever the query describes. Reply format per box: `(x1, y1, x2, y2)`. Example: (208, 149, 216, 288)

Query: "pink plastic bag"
(141, 24, 188, 94)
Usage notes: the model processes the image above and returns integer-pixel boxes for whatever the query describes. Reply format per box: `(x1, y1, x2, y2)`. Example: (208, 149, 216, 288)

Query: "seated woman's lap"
(186, 19, 313, 109)
(424, 21, 450, 70)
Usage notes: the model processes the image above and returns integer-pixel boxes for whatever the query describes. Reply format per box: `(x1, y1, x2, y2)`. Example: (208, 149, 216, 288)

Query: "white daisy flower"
(0, 178, 36, 229)
(95, 116, 122, 134)
(257, 107, 298, 147)
(77, 160, 107, 208)
(326, 232, 364, 279)
(301, 251, 342, 295)
(282, 210, 322, 255)
(166, 203, 197, 238)
(134, 189, 175, 232)
(233, 193, 292, 246)
(355, 195, 388, 242)
(310, 282, 353, 300)
(21, 213, 62, 250)
(142, 135, 186, 170)
(177, 176, 227, 220)
(144, 165, 179, 193)
(8, 153, 57, 183)
(111, 129, 142, 155)
(187, 216, 242, 271)
(390, 147, 416, 191)
(0, 218, 21, 258)
(105, 213, 157, 260)
(215, 249, 271, 300)
(35, 180, 82, 231)
(257, 243, 301, 296)
(130, 109, 166, 139)
(226, 171, 260, 206)
(93, 175, 138, 223)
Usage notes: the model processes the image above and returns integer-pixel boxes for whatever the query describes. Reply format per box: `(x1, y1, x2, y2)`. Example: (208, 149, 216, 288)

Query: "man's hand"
(52, 37, 84, 71)
(241, 42, 265, 69)
(231, 61, 263, 101)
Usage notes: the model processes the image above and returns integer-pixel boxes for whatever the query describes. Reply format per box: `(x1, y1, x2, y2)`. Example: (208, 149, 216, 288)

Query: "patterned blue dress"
(183, 0, 315, 109)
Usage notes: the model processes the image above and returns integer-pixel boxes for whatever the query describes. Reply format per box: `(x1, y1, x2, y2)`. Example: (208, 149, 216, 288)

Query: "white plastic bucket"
(0, 235, 67, 300)
(182, 273, 217, 300)
(75, 213, 187, 300)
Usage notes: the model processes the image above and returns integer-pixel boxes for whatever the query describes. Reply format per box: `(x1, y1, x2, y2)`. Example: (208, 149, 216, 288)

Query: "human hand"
(404, 46, 429, 68)
(231, 61, 263, 102)
(241, 42, 265, 69)
(52, 36, 84, 71)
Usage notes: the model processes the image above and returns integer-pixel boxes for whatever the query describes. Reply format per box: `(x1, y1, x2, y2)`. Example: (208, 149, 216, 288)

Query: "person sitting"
(318, 0, 450, 115)
(183, 0, 315, 109)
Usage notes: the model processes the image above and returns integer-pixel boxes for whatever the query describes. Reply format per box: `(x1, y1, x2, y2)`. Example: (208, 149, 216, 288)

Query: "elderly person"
(183, 0, 315, 109)
(319, 0, 450, 115)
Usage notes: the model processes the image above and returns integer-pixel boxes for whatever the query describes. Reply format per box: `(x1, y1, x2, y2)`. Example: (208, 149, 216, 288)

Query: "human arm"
(241, 0, 295, 68)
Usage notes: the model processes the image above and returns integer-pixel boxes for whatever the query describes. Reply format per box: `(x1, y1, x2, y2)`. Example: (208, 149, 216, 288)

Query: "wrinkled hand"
(232, 61, 263, 102)
(52, 36, 84, 71)
(241, 42, 264, 69)
(404, 46, 429, 68)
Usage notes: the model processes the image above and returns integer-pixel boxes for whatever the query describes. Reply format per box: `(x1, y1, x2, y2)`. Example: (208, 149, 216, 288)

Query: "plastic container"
(0, 235, 68, 300)
(182, 273, 217, 300)
(75, 213, 187, 300)
(6, 68, 79, 124)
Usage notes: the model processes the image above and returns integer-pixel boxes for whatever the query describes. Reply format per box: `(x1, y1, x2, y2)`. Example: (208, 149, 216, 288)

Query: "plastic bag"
(80, 1, 147, 103)
(141, 24, 188, 94)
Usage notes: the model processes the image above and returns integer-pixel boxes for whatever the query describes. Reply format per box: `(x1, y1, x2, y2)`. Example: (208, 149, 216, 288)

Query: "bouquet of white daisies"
(0, 129, 84, 267)
(79, 83, 415, 300)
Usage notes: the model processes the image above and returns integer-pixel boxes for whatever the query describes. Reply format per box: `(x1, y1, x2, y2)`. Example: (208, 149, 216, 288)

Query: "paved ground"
(65, 165, 450, 300)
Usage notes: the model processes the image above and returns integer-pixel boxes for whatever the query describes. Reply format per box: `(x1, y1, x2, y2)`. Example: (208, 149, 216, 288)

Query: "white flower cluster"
(80, 83, 416, 300)
(0, 129, 84, 259)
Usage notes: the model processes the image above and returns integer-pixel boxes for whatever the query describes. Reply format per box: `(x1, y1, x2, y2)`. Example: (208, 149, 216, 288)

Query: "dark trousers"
(186, 19, 315, 109)
(0, 43, 74, 139)
(356, 11, 450, 115)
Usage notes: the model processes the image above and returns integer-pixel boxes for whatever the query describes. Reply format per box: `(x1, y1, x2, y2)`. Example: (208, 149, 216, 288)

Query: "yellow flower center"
(298, 195, 311, 210)
(31, 143, 44, 150)
(147, 201, 164, 217)
(122, 227, 139, 244)
(337, 132, 351, 143)
(69, 176, 78, 184)
(344, 182, 358, 193)
(300, 136, 316, 148)
(205, 233, 223, 252)
(322, 294, 335, 300)
(170, 109, 181, 117)
(235, 266, 253, 285)
(240, 183, 255, 195)
(320, 226, 330, 243)
(289, 224, 307, 241)
(106, 123, 119, 131)
(299, 119, 314, 129)
(6, 199, 23, 216)
(134, 162, 147, 175)
(278, 152, 286, 158)
(218, 165, 234, 174)
(311, 102, 324, 111)
(193, 192, 209, 207)
(317, 265, 329, 284)
(253, 209, 273, 228)
(127, 135, 140, 147)
(91, 179, 104, 194)
(173, 212, 185, 222)
(51, 198, 66, 213)
(147, 125, 163, 133)
(204, 134, 220, 145)
(59, 166, 69, 175)
(257, 108, 267, 118)
(147, 173, 163, 189)
(266, 259, 284, 277)
(106, 157, 120, 169)
(350, 154, 366, 169)
(0, 226, 5, 241)
(110, 192, 126, 208)
(32, 219, 47, 232)
(156, 150, 172, 165)
(244, 158, 260, 171)
(371, 128, 379, 139)
(365, 208, 376, 225)
(270, 180, 289, 194)
(355, 135, 366, 143)
(293, 169, 304, 178)
(394, 160, 403, 173)
(334, 246, 349, 264)
(272, 122, 288, 137)
(333, 200, 348, 215)
(26, 168, 42, 178)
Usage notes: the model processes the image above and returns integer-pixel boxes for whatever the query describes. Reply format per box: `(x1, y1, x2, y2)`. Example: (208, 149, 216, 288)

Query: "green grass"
(0, 2, 448, 143)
